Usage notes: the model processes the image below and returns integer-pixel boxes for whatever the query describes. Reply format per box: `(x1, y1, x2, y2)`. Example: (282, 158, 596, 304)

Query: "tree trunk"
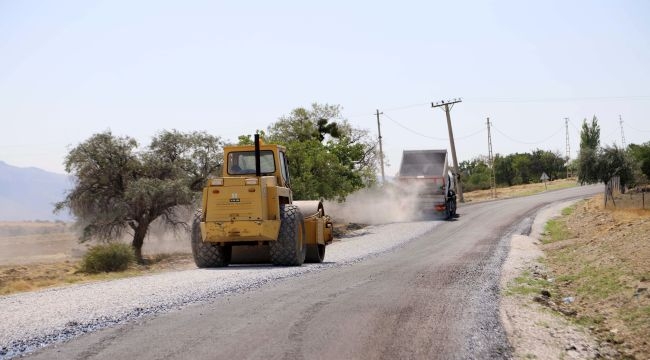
(131, 221, 150, 264)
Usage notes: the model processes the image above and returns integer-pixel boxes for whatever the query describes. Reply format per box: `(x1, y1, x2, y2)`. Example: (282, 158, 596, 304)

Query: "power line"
(465, 95, 650, 103)
(491, 123, 564, 145)
(455, 127, 485, 140)
(341, 102, 429, 119)
(381, 113, 484, 141)
(381, 113, 448, 141)
(383, 102, 429, 112)
(626, 123, 650, 133)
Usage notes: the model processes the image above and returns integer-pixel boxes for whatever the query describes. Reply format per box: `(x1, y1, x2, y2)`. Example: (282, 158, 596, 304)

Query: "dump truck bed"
(398, 150, 447, 177)
(397, 149, 451, 215)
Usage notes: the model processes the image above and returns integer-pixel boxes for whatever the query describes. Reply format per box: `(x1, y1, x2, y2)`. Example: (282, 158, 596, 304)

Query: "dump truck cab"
(192, 135, 333, 268)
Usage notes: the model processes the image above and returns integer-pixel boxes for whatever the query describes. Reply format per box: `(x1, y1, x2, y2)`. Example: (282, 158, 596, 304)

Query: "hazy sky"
(1, 0, 649, 176)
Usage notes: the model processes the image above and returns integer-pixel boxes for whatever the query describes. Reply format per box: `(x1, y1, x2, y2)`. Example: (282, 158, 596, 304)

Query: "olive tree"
(56, 130, 223, 262)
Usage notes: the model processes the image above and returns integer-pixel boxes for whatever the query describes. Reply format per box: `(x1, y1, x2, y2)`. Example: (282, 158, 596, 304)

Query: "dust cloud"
(324, 182, 427, 225)
(140, 206, 194, 256)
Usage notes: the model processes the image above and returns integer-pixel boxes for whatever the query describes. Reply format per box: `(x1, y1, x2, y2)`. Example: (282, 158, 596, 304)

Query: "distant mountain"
(0, 161, 73, 221)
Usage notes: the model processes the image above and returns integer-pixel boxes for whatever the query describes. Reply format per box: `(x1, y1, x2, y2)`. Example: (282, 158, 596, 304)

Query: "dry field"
(0, 221, 194, 295)
(0, 221, 86, 265)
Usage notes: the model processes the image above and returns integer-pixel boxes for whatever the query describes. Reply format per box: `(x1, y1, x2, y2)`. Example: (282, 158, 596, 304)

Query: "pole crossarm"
(431, 98, 462, 109)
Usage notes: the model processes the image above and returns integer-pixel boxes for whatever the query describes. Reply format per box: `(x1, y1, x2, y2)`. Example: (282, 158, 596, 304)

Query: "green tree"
(580, 115, 600, 149)
(598, 145, 634, 188)
(530, 149, 566, 180)
(459, 157, 492, 191)
(512, 153, 533, 184)
(267, 103, 342, 143)
(266, 103, 377, 200)
(56, 130, 223, 262)
(237, 130, 267, 145)
(577, 116, 601, 184)
(494, 154, 516, 186)
(628, 142, 650, 182)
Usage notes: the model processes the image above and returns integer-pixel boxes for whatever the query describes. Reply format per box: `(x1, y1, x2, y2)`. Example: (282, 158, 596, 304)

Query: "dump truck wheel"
(444, 201, 452, 220)
(191, 212, 231, 268)
(450, 198, 457, 217)
(305, 244, 325, 263)
(270, 204, 306, 266)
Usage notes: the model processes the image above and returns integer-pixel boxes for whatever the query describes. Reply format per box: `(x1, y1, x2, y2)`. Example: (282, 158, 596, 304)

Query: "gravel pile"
(0, 221, 438, 359)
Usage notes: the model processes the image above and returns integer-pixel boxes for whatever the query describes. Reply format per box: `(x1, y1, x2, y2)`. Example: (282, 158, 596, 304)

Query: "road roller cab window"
(228, 151, 275, 175)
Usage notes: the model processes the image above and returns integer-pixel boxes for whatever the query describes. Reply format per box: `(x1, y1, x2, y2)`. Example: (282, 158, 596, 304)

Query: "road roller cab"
(192, 134, 333, 267)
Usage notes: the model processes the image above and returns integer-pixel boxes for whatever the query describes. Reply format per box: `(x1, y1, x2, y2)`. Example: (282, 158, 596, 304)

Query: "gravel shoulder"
(500, 201, 604, 359)
(0, 221, 438, 359)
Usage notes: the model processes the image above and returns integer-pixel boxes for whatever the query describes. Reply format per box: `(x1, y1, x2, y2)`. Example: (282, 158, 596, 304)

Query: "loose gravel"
(0, 221, 438, 359)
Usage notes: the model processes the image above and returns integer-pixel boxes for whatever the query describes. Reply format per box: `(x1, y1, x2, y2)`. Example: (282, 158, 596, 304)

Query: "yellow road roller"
(192, 134, 333, 267)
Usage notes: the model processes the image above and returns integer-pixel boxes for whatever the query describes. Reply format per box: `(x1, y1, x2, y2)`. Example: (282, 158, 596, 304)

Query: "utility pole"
(487, 117, 496, 199)
(375, 109, 385, 184)
(565, 117, 570, 179)
(432, 98, 464, 203)
(619, 115, 626, 149)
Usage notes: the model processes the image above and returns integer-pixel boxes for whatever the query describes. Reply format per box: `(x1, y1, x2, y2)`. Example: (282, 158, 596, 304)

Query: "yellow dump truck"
(191, 134, 333, 267)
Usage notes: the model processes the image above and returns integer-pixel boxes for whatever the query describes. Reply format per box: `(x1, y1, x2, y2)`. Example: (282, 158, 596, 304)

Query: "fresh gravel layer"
(0, 221, 438, 359)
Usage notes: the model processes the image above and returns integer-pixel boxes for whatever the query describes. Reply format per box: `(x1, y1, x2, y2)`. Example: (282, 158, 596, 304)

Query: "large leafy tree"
(459, 157, 492, 191)
(494, 154, 515, 186)
(530, 149, 566, 180)
(597, 145, 634, 188)
(56, 130, 223, 262)
(266, 103, 377, 200)
(511, 153, 532, 184)
(628, 142, 650, 182)
(577, 116, 601, 184)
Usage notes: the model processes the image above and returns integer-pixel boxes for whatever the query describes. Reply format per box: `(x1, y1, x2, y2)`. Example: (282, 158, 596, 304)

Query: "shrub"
(79, 243, 136, 273)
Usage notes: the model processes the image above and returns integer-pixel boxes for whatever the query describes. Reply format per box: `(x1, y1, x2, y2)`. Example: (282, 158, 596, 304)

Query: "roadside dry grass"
(539, 193, 650, 359)
(464, 178, 577, 203)
(0, 253, 194, 295)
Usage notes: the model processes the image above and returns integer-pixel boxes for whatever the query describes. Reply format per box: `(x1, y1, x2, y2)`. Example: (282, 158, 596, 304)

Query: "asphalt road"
(27, 185, 602, 360)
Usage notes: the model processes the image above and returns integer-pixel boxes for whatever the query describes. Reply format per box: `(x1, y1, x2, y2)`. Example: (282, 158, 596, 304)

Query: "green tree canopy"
(577, 116, 601, 184)
(530, 149, 565, 181)
(56, 130, 223, 262)
(628, 141, 650, 183)
(459, 157, 492, 191)
(265, 103, 377, 200)
(463, 150, 568, 190)
(598, 145, 634, 188)
(494, 154, 515, 186)
(580, 115, 600, 150)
